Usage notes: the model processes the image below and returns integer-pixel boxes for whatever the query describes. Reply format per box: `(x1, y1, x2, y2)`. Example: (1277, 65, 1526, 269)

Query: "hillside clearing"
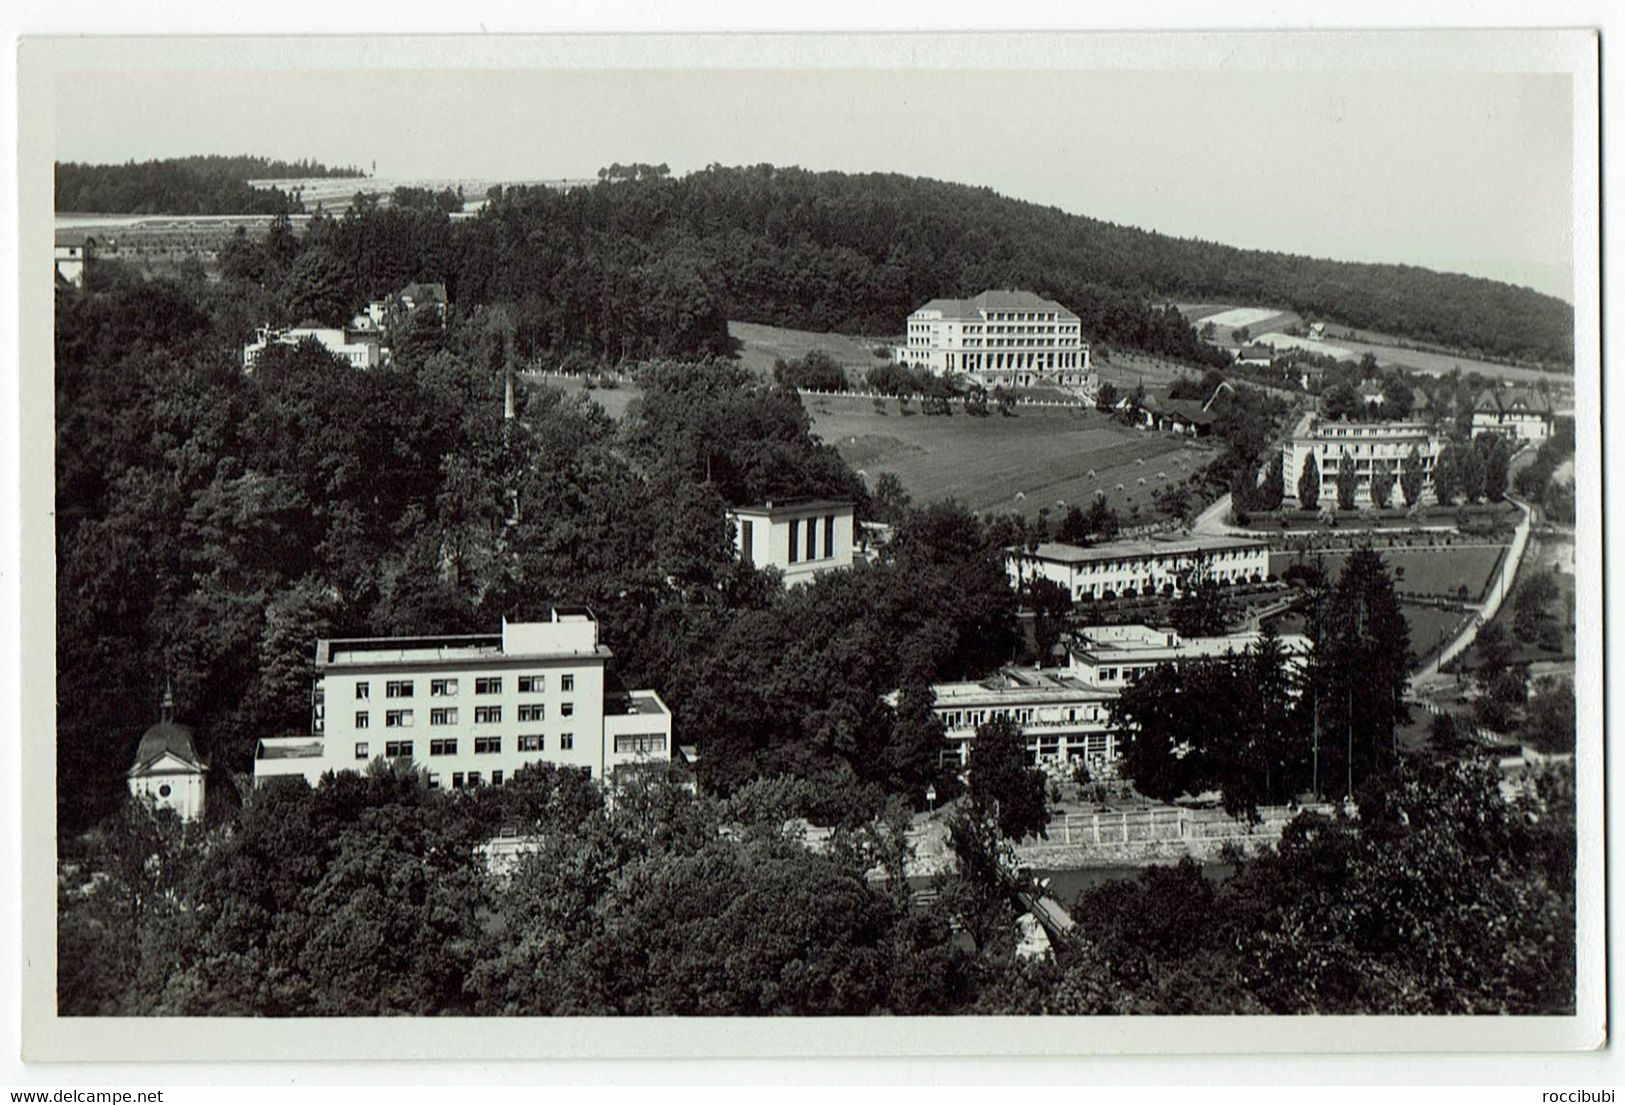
(804, 393, 1216, 521)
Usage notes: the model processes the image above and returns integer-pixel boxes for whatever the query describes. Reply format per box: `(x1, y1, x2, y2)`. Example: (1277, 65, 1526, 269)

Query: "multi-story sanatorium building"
(1471, 387, 1555, 445)
(726, 499, 856, 587)
(1006, 536, 1269, 604)
(254, 608, 672, 788)
(906, 624, 1310, 772)
(1281, 412, 1440, 509)
(894, 289, 1094, 391)
(242, 323, 384, 371)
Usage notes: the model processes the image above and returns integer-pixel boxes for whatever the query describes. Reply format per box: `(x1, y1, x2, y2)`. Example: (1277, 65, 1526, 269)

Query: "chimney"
(504, 367, 515, 420)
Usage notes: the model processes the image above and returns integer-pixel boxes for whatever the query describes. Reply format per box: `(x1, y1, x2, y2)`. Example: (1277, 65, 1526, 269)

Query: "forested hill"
(55, 155, 363, 216)
(477, 165, 1571, 368)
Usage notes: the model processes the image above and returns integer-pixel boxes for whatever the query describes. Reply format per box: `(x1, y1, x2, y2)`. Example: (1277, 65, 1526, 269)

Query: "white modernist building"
(727, 498, 855, 587)
(254, 608, 672, 788)
(895, 289, 1094, 392)
(242, 323, 384, 371)
(1281, 413, 1440, 509)
(127, 685, 208, 822)
(907, 624, 1310, 772)
(1471, 387, 1555, 445)
(1006, 536, 1269, 603)
(1066, 623, 1310, 693)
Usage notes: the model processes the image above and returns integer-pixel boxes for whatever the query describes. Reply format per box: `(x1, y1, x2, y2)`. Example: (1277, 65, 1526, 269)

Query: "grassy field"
(803, 392, 1216, 519)
(1271, 603, 1470, 664)
(729, 321, 895, 381)
(1269, 545, 1507, 602)
(1176, 301, 1568, 385)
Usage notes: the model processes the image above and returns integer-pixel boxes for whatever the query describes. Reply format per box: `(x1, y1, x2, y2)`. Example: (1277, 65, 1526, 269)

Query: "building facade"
(128, 685, 207, 821)
(917, 670, 1118, 772)
(727, 499, 855, 587)
(1006, 536, 1269, 603)
(1067, 623, 1310, 692)
(1281, 413, 1441, 509)
(254, 609, 672, 788)
(907, 624, 1310, 773)
(894, 289, 1093, 391)
(242, 324, 384, 371)
(1471, 387, 1555, 445)
(54, 231, 96, 288)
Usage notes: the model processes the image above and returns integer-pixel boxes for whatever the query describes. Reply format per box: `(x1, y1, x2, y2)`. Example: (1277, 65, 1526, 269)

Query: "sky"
(52, 64, 1577, 301)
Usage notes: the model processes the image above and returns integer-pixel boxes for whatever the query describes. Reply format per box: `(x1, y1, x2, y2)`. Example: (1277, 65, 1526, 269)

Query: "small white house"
(127, 685, 207, 822)
(727, 499, 855, 586)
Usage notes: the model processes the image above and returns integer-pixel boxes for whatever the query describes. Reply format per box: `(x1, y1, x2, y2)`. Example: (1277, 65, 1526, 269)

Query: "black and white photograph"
(11, 21, 1606, 1066)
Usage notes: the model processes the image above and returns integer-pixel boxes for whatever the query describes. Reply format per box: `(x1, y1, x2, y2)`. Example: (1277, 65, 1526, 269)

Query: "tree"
(1400, 445, 1425, 508)
(1523, 678, 1575, 755)
(1458, 443, 1487, 504)
(966, 717, 1048, 841)
(1082, 496, 1120, 541)
(1321, 383, 1360, 421)
(1055, 505, 1091, 545)
(1026, 576, 1073, 664)
(1478, 434, 1511, 503)
(870, 472, 913, 526)
(1297, 453, 1321, 511)
(1335, 450, 1359, 511)
(1171, 563, 1231, 638)
(1256, 453, 1285, 512)
(1095, 381, 1119, 414)
(1428, 712, 1463, 758)
(1369, 458, 1395, 510)
(1432, 444, 1461, 506)
(1513, 571, 1560, 644)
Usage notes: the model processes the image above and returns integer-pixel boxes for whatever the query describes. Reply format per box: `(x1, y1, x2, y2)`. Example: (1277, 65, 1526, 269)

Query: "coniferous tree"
(1297, 453, 1321, 511)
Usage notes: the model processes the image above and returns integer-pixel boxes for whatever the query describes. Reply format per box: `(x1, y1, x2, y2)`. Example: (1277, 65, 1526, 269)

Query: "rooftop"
(1071, 627, 1312, 663)
(925, 668, 1114, 709)
(256, 737, 325, 761)
(728, 497, 854, 518)
(606, 689, 670, 717)
(318, 609, 607, 668)
(915, 289, 1078, 321)
(1011, 535, 1266, 565)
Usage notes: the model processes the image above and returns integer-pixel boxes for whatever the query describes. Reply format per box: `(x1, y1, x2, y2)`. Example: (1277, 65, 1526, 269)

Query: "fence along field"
(804, 393, 1216, 520)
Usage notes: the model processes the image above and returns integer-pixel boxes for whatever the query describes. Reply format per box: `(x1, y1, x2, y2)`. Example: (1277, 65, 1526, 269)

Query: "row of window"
(355, 674, 573, 700)
(360, 733, 577, 760)
(363, 702, 574, 728)
(786, 514, 839, 565)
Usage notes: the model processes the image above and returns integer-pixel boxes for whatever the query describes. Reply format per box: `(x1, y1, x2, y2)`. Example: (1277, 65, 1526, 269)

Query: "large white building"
(1067, 623, 1310, 693)
(242, 323, 384, 371)
(895, 289, 1093, 391)
(1281, 413, 1440, 509)
(254, 609, 672, 788)
(1471, 387, 1555, 445)
(727, 498, 855, 587)
(908, 624, 1310, 772)
(1006, 536, 1269, 603)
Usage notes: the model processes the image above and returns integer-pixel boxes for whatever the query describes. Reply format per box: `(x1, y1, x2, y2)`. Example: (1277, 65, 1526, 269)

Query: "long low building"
(1067, 623, 1310, 692)
(905, 623, 1311, 774)
(255, 608, 671, 788)
(1006, 535, 1269, 602)
(243, 323, 383, 371)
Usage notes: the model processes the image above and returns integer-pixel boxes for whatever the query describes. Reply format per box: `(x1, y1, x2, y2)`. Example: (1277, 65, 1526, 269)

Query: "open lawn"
(805, 393, 1217, 520)
(1270, 603, 1469, 664)
(523, 373, 641, 420)
(729, 320, 894, 382)
(1269, 545, 1507, 602)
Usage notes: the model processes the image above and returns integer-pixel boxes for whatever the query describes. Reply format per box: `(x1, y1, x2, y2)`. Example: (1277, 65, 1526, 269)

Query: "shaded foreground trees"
(61, 753, 1575, 1017)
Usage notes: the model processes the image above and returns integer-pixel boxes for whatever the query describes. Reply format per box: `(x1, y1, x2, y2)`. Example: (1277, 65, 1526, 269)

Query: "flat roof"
(927, 670, 1114, 709)
(729, 498, 854, 518)
(257, 737, 325, 760)
(606, 689, 670, 717)
(1011, 535, 1267, 565)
